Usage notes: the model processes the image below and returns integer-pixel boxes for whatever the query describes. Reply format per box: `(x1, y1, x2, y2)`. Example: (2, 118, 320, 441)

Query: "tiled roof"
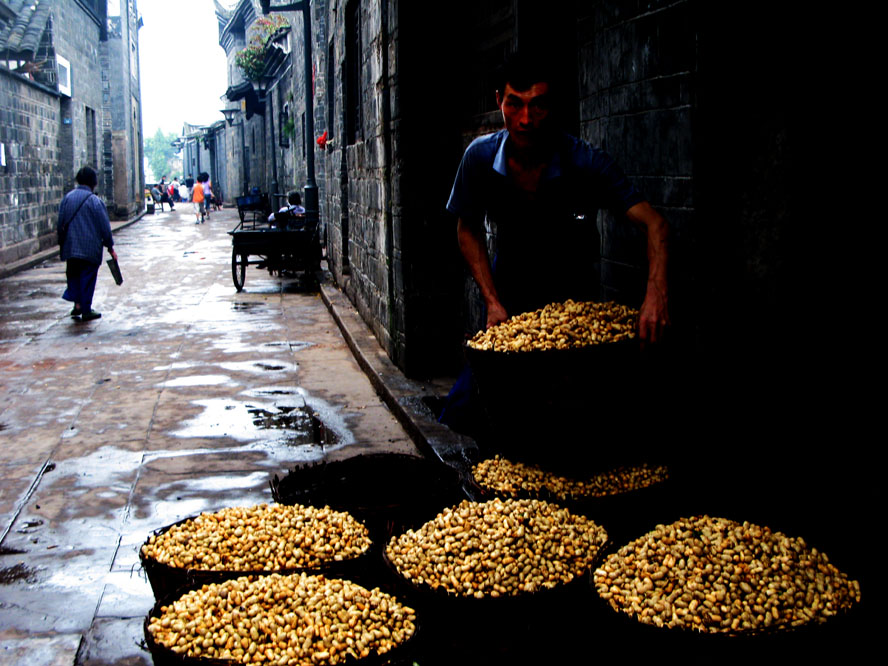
(0, 0, 51, 57)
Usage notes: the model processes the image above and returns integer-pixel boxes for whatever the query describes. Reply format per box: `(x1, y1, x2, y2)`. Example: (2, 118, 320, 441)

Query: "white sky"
(137, 0, 232, 137)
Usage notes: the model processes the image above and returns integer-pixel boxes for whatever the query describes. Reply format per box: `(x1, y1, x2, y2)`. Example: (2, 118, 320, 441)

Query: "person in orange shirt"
(192, 175, 206, 224)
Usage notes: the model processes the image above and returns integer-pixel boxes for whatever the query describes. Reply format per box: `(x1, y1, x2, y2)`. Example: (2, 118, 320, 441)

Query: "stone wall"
(101, 2, 144, 219)
(0, 70, 65, 266)
(321, 0, 395, 356)
(52, 0, 104, 185)
(0, 0, 106, 268)
(577, 0, 695, 318)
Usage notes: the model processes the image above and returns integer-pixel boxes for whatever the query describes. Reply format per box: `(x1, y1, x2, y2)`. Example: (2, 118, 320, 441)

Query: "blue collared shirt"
(58, 185, 113, 264)
(446, 130, 645, 312)
(447, 129, 643, 222)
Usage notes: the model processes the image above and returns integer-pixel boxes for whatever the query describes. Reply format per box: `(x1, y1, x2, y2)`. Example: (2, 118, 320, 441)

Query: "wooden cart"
(228, 194, 321, 291)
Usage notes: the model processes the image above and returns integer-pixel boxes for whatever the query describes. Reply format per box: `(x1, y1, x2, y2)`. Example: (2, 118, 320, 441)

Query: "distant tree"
(144, 128, 181, 183)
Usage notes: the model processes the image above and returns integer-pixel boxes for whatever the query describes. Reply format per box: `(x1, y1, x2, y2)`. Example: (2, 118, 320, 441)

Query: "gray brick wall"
(52, 0, 104, 183)
(0, 70, 66, 265)
(0, 0, 145, 267)
(321, 0, 396, 356)
(577, 1, 695, 312)
(101, 2, 144, 219)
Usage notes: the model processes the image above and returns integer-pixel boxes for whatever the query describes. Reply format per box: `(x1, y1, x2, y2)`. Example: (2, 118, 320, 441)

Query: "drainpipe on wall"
(380, 0, 396, 362)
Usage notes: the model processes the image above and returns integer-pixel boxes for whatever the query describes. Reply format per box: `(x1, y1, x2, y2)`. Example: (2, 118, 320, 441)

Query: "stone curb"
(318, 280, 478, 473)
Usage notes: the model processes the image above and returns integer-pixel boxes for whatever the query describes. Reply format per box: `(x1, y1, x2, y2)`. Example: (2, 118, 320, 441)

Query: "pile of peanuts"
(147, 573, 416, 664)
(141, 504, 371, 571)
(594, 515, 861, 634)
(472, 456, 668, 500)
(386, 498, 607, 598)
(467, 300, 638, 352)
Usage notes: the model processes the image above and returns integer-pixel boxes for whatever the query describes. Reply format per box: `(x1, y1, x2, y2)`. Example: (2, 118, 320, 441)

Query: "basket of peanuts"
(140, 503, 373, 601)
(462, 299, 641, 465)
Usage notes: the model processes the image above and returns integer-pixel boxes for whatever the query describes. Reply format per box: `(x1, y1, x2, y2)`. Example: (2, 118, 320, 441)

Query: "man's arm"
(625, 201, 669, 344)
(457, 217, 508, 329)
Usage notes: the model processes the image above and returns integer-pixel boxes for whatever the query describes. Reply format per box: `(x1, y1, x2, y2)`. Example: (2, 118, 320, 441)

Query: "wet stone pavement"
(0, 205, 419, 665)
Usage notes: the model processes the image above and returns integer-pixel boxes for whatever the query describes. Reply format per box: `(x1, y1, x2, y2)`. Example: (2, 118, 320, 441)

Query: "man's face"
(497, 81, 551, 149)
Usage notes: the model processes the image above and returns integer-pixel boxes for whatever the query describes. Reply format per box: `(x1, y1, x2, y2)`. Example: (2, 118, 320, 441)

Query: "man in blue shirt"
(57, 166, 118, 321)
(447, 54, 669, 342)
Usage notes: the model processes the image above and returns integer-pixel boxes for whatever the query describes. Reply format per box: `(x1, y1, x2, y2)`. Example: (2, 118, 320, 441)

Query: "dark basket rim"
(269, 454, 466, 522)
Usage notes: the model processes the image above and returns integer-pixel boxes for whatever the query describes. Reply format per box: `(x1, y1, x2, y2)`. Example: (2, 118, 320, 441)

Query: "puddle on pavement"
(247, 405, 339, 447)
(0, 563, 39, 584)
(153, 361, 198, 371)
(211, 338, 311, 355)
(218, 359, 298, 375)
(158, 374, 235, 388)
(171, 397, 341, 449)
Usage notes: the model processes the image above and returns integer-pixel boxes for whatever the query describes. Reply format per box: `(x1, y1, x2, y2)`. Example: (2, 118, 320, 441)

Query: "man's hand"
(626, 201, 669, 346)
(639, 279, 669, 344)
(110, 248, 118, 262)
(457, 217, 509, 330)
(486, 299, 508, 329)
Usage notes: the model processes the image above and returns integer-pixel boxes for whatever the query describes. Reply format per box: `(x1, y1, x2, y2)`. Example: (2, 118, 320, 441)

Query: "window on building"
(280, 93, 289, 148)
(85, 106, 97, 169)
(345, 0, 362, 145)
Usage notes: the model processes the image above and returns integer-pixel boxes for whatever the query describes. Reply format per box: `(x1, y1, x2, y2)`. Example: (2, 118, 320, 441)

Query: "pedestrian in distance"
(200, 172, 213, 220)
(57, 166, 118, 322)
(150, 184, 164, 211)
(159, 174, 175, 211)
(192, 174, 206, 224)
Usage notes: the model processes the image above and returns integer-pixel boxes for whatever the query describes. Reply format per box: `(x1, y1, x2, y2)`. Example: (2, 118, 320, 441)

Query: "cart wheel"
(232, 250, 247, 291)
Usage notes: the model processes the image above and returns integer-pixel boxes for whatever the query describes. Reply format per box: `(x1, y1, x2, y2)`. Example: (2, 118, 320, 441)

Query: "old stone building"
(101, 0, 144, 219)
(216, 0, 807, 393)
(0, 0, 144, 272)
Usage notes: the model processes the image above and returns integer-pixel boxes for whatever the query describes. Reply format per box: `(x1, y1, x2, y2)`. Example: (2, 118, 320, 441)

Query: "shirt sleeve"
(446, 140, 488, 222)
(91, 197, 113, 249)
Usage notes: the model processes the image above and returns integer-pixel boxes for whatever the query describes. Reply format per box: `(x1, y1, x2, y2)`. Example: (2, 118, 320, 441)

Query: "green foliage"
(143, 128, 180, 183)
(283, 116, 296, 138)
(235, 14, 290, 82)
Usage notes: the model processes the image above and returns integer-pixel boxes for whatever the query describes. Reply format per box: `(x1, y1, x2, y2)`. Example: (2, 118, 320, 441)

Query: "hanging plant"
(234, 14, 290, 82)
(283, 116, 296, 139)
